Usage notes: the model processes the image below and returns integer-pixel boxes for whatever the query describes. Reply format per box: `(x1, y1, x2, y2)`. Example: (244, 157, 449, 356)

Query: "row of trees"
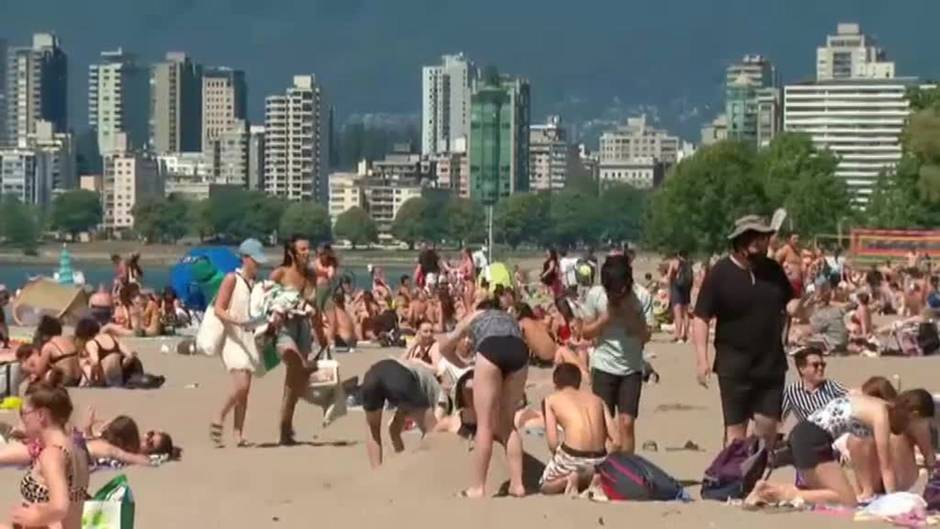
(131, 189, 380, 247)
(865, 86, 940, 228)
(645, 133, 852, 255)
(389, 184, 647, 250)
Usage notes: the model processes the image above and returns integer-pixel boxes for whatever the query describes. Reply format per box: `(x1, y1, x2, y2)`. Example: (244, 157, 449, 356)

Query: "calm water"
(0, 261, 411, 292)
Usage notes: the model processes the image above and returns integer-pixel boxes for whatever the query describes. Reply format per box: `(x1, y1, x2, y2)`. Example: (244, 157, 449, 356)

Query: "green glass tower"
(469, 73, 530, 205)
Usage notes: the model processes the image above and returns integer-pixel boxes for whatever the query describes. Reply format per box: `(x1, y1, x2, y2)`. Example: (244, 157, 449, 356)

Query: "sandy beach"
(0, 332, 932, 529)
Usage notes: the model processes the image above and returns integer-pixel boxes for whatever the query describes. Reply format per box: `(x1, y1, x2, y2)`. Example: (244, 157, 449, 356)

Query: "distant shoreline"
(0, 242, 549, 268)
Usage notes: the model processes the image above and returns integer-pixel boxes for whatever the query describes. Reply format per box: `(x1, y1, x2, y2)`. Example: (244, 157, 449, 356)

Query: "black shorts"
(478, 336, 529, 376)
(360, 359, 428, 413)
(789, 421, 836, 470)
(591, 370, 642, 418)
(718, 375, 784, 426)
(670, 285, 691, 307)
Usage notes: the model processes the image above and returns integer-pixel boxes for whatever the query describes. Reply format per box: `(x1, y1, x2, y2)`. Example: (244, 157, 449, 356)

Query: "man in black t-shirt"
(692, 215, 805, 447)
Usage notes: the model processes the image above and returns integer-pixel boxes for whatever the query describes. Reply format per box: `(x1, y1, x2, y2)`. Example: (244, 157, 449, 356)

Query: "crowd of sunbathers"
(643, 235, 940, 357)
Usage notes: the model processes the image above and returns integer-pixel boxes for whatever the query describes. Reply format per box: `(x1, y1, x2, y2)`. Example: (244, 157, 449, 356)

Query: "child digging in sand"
(540, 364, 618, 496)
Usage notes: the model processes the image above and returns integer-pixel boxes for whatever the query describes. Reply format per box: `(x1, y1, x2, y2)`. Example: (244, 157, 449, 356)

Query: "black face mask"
(745, 247, 765, 265)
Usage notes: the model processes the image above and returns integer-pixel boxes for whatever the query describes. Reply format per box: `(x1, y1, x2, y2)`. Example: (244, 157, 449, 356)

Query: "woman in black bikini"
(0, 382, 88, 529)
(439, 298, 529, 499)
(75, 318, 136, 387)
(31, 316, 82, 387)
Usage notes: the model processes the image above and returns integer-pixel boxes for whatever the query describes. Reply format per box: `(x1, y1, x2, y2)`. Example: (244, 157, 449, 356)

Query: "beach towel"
(857, 493, 927, 527)
(249, 280, 314, 338)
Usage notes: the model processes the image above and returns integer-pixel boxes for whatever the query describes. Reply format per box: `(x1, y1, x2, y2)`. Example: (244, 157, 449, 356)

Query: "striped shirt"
(782, 379, 848, 422)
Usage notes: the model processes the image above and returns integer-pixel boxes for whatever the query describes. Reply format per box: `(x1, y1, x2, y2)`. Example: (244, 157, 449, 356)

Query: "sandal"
(209, 423, 223, 447)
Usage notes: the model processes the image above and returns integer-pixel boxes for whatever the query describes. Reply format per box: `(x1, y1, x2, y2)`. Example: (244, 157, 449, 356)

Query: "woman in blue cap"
(209, 238, 267, 447)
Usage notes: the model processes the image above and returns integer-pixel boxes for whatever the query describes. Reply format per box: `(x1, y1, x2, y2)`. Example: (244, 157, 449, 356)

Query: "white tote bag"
(195, 308, 225, 356)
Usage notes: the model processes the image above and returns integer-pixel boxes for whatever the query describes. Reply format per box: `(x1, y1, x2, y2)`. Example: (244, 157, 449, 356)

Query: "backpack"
(597, 453, 687, 501)
(701, 436, 769, 501)
(917, 322, 940, 356)
(675, 260, 693, 289)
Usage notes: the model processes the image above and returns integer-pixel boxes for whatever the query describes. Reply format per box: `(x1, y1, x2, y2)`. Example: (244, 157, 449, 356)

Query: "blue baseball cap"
(238, 238, 268, 264)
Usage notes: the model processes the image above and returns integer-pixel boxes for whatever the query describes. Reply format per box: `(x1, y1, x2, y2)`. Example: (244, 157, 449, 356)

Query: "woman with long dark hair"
(541, 248, 562, 298)
(270, 235, 316, 445)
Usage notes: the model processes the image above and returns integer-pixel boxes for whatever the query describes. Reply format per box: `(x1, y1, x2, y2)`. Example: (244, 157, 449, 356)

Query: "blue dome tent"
(169, 247, 241, 311)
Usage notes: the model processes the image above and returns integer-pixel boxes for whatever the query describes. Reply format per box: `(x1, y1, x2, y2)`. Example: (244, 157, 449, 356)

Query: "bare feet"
(457, 487, 485, 499)
(744, 480, 774, 508)
(564, 473, 580, 497)
(507, 484, 526, 498)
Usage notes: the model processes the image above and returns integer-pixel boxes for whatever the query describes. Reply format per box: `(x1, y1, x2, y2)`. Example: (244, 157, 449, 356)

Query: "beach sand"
(0, 334, 932, 528)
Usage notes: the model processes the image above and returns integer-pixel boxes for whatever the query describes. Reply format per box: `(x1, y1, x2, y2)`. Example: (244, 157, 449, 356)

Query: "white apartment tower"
(817, 23, 895, 81)
(421, 53, 478, 155)
(264, 75, 329, 202)
(5, 33, 68, 147)
(599, 115, 680, 166)
(88, 48, 150, 155)
(784, 79, 913, 203)
(529, 116, 571, 191)
(102, 133, 163, 232)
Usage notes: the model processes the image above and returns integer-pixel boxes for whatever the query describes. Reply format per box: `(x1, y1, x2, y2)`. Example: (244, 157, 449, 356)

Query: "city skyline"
(4, 0, 940, 140)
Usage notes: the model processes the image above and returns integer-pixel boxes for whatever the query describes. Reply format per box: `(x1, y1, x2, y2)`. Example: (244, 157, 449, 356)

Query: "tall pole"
(487, 205, 494, 263)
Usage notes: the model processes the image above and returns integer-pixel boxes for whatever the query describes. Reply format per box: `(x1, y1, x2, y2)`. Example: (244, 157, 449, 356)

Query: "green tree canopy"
(645, 140, 766, 254)
(50, 190, 103, 236)
(597, 184, 648, 244)
(494, 192, 548, 249)
(391, 197, 429, 249)
(0, 196, 39, 254)
(333, 206, 378, 249)
(757, 133, 851, 237)
(278, 202, 332, 244)
(132, 195, 190, 243)
(445, 197, 485, 246)
(201, 189, 286, 242)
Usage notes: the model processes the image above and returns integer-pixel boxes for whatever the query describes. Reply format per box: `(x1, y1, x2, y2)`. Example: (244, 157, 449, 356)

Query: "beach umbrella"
(170, 247, 240, 311)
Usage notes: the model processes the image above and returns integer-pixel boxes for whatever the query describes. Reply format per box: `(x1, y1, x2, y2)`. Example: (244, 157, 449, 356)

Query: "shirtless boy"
(540, 364, 618, 496)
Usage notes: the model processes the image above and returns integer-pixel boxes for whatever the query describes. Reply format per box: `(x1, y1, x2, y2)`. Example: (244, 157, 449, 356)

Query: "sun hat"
(727, 214, 775, 240)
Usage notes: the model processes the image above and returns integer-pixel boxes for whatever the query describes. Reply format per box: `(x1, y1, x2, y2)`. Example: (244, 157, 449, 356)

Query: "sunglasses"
(19, 407, 38, 419)
(807, 361, 827, 370)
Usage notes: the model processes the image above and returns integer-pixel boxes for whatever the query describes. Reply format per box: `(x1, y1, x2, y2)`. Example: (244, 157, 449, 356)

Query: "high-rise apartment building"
(468, 73, 530, 204)
(202, 67, 246, 152)
(422, 53, 478, 155)
(529, 116, 572, 192)
(150, 52, 202, 153)
(248, 125, 265, 190)
(102, 133, 162, 232)
(88, 48, 150, 155)
(0, 39, 7, 146)
(784, 79, 914, 203)
(5, 33, 68, 147)
(0, 119, 75, 207)
(264, 75, 329, 202)
(599, 115, 679, 167)
(208, 119, 249, 186)
(724, 55, 781, 147)
(817, 23, 895, 81)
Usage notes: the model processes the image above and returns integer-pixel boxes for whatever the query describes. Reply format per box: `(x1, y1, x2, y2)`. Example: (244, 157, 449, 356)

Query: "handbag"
(303, 349, 346, 426)
(82, 474, 135, 529)
(194, 308, 225, 356)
